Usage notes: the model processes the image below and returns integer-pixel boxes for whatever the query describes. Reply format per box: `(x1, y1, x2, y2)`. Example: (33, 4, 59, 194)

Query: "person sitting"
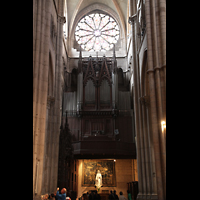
(56, 187, 67, 200)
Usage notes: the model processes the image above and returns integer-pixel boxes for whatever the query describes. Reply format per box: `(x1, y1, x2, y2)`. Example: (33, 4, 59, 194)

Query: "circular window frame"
(74, 12, 120, 52)
(69, 4, 126, 54)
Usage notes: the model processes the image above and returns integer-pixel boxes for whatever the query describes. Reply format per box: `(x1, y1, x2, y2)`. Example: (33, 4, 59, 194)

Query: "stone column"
(145, 100, 158, 200)
(33, 0, 52, 199)
(139, 96, 152, 199)
(50, 0, 66, 193)
(43, 95, 55, 194)
(145, 0, 165, 199)
(155, 2, 166, 184)
(139, 96, 158, 199)
(129, 14, 145, 200)
(33, 0, 42, 194)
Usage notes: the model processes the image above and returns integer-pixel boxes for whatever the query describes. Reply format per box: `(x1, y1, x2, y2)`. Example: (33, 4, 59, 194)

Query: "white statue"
(95, 170, 102, 189)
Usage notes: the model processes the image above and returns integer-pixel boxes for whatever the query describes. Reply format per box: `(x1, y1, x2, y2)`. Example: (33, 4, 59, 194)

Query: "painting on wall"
(82, 160, 116, 187)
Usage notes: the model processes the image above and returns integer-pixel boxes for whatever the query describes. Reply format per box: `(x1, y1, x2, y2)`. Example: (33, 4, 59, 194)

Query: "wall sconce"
(161, 121, 166, 132)
(161, 121, 166, 150)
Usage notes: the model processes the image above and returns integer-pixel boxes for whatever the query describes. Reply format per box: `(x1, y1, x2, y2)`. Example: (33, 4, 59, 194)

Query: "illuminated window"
(75, 13, 120, 52)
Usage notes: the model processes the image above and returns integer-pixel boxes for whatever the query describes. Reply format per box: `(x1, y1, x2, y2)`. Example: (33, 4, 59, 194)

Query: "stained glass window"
(75, 13, 120, 52)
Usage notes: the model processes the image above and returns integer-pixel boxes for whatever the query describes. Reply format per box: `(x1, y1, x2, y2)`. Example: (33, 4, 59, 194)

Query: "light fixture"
(161, 121, 166, 132)
(114, 159, 116, 162)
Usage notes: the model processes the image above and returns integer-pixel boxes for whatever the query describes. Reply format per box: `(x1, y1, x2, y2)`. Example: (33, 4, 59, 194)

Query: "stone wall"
(33, 0, 66, 199)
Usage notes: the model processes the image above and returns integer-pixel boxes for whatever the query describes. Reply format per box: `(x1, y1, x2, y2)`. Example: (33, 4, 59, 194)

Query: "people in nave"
(109, 190, 114, 200)
(113, 190, 119, 200)
(56, 187, 67, 200)
(82, 193, 89, 200)
(118, 191, 127, 200)
(127, 190, 132, 200)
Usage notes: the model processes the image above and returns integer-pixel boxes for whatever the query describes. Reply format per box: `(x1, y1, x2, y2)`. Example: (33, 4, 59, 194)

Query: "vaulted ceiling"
(67, 0, 128, 30)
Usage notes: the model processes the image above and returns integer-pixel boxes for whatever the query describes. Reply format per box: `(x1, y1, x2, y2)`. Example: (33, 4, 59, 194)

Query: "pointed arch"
(111, 0, 126, 40)
(99, 60, 112, 86)
(83, 59, 96, 86)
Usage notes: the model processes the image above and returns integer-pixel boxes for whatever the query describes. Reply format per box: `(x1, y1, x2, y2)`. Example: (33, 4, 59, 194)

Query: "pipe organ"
(61, 47, 135, 158)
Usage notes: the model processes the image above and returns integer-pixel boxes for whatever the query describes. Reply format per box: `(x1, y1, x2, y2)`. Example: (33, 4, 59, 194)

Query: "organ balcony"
(62, 54, 136, 159)
(72, 135, 136, 159)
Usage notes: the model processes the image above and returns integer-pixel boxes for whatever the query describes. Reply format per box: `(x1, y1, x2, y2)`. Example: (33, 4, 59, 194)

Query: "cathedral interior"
(33, 0, 166, 200)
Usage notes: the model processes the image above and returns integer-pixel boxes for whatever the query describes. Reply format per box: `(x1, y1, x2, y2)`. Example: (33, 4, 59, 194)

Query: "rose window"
(75, 13, 120, 52)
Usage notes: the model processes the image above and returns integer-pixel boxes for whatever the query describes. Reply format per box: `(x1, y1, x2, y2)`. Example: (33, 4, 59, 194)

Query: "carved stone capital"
(146, 64, 166, 74)
(128, 14, 137, 25)
(58, 15, 66, 24)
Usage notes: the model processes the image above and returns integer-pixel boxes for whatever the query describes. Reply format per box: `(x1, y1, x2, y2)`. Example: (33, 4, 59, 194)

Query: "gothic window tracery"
(75, 13, 120, 52)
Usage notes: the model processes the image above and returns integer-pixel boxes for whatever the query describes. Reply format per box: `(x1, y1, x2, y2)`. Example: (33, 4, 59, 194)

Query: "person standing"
(127, 190, 132, 200)
(87, 192, 90, 199)
(118, 192, 127, 200)
(113, 190, 119, 200)
(94, 190, 101, 200)
(56, 187, 67, 200)
(82, 193, 89, 200)
(109, 191, 114, 200)
(89, 191, 94, 200)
